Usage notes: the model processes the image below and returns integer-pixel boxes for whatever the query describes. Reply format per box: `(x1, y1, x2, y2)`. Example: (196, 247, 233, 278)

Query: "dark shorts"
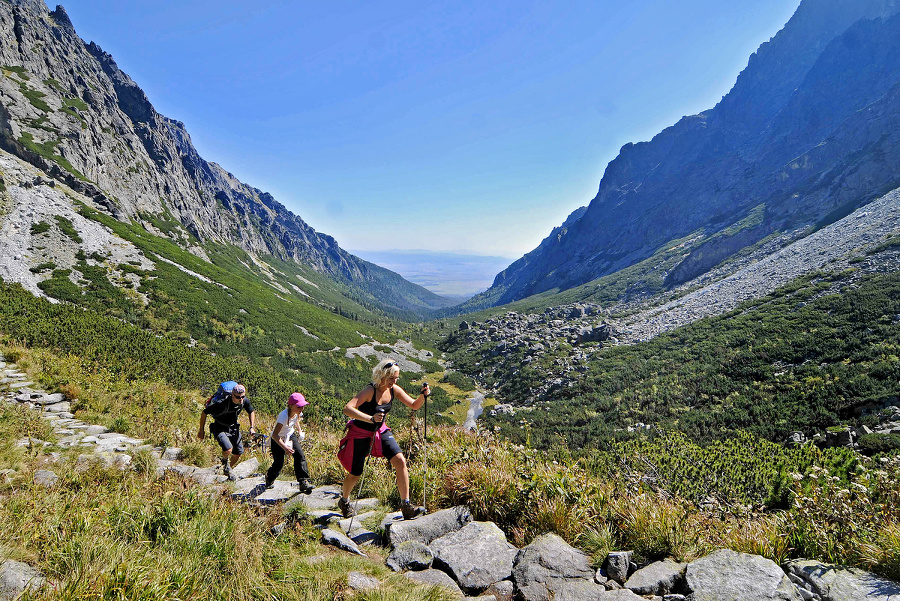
(211, 425, 243, 455)
(349, 428, 402, 476)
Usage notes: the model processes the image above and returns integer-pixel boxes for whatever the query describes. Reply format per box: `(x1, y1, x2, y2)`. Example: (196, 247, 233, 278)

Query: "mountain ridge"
(0, 0, 453, 317)
(473, 0, 900, 307)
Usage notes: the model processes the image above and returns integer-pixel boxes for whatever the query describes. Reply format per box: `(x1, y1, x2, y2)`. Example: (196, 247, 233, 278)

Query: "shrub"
(109, 416, 131, 434)
(440, 371, 476, 392)
(132, 448, 158, 476)
(181, 441, 214, 467)
(54, 215, 83, 243)
(858, 433, 900, 456)
(30, 221, 51, 235)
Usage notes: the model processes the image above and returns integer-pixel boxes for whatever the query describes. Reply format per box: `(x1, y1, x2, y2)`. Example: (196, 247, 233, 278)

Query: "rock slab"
(512, 533, 607, 601)
(431, 521, 518, 594)
(785, 559, 900, 601)
(685, 549, 801, 601)
(0, 560, 45, 600)
(386, 505, 472, 548)
(624, 558, 685, 595)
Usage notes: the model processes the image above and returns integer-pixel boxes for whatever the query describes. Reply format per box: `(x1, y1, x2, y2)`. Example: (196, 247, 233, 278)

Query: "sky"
(59, 0, 801, 258)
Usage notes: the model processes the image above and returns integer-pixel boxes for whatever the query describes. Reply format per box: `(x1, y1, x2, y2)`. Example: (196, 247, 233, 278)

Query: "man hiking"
(197, 382, 257, 481)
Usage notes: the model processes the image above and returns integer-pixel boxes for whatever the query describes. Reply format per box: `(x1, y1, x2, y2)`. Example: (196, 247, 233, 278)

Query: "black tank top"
(353, 384, 394, 431)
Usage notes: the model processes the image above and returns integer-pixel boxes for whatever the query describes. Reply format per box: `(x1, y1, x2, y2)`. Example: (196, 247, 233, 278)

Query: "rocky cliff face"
(480, 0, 900, 305)
(0, 0, 451, 315)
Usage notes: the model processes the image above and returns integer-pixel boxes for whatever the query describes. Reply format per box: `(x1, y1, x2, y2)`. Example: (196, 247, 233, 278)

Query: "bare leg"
(221, 449, 232, 464)
(342, 473, 360, 499)
(391, 453, 410, 500)
(230, 453, 241, 467)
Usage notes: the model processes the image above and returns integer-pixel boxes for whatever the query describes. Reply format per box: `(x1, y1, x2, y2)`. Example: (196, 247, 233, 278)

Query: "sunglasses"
(383, 362, 395, 369)
(233, 394, 245, 400)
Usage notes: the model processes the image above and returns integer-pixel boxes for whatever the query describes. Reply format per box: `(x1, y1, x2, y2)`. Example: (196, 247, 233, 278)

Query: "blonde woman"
(337, 359, 429, 520)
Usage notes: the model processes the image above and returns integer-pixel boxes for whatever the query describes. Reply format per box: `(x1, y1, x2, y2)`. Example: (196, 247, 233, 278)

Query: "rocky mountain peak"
(475, 0, 900, 307)
(48, 5, 73, 30)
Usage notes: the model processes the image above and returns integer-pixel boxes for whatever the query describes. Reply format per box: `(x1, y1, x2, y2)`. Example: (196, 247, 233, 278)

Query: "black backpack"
(205, 381, 238, 411)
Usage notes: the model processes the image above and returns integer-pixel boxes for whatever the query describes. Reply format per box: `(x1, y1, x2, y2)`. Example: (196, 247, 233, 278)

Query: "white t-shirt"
(271, 409, 303, 444)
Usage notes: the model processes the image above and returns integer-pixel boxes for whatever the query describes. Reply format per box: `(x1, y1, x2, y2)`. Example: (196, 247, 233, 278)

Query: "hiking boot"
(223, 463, 236, 482)
(264, 476, 275, 490)
(298, 479, 314, 494)
(400, 500, 426, 520)
(338, 496, 356, 518)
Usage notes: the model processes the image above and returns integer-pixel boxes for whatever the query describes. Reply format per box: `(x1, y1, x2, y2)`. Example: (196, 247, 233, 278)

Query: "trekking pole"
(421, 382, 429, 510)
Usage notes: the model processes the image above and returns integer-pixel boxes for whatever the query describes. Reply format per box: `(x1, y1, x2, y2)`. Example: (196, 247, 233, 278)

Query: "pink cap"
(288, 392, 308, 408)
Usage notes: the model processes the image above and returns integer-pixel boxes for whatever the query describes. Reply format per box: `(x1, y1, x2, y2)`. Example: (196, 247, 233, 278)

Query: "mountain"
(474, 0, 900, 306)
(0, 0, 454, 318)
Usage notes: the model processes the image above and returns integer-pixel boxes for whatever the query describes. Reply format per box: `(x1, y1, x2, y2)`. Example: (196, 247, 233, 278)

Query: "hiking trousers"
(267, 434, 309, 483)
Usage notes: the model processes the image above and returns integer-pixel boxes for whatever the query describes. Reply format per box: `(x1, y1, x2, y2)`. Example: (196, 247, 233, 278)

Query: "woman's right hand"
(372, 411, 385, 424)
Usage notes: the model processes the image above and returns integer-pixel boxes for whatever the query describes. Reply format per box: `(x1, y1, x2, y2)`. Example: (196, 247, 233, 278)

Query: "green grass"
(17, 80, 51, 112)
(2, 304, 900, 584)
(2, 65, 29, 79)
(54, 215, 82, 243)
(60, 99, 88, 126)
(43, 78, 65, 93)
(18, 133, 87, 181)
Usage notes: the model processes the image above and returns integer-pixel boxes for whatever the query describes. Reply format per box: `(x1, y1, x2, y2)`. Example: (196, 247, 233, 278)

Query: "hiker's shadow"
(232, 482, 267, 503)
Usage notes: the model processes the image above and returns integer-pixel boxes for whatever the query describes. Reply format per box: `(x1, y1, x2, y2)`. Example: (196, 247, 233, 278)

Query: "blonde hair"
(372, 358, 400, 387)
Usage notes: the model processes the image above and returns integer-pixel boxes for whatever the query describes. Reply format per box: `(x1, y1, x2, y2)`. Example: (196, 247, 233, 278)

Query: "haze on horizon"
(59, 0, 800, 259)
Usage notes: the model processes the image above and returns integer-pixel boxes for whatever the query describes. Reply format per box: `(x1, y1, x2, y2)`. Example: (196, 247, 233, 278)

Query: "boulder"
(624, 559, 685, 595)
(512, 533, 606, 601)
(685, 549, 801, 601)
(551, 581, 641, 600)
(386, 506, 472, 548)
(321, 528, 365, 556)
(784, 559, 900, 601)
(33, 469, 58, 488)
(0, 559, 45, 600)
(406, 568, 465, 598)
(431, 521, 518, 594)
(230, 457, 259, 479)
(347, 571, 380, 591)
(605, 551, 633, 584)
(161, 447, 182, 461)
(40, 393, 65, 405)
(482, 580, 515, 601)
(386, 540, 434, 572)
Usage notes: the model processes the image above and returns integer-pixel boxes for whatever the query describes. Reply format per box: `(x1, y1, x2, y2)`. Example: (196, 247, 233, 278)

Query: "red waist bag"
(337, 420, 388, 472)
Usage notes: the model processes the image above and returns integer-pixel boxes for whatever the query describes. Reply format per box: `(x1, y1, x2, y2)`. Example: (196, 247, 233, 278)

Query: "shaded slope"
(480, 0, 900, 305)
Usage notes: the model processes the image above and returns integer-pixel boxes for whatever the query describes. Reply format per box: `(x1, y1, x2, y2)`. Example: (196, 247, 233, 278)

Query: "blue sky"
(60, 0, 800, 257)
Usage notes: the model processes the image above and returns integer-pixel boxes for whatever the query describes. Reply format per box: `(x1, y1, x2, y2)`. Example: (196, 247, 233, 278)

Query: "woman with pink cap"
(265, 392, 313, 493)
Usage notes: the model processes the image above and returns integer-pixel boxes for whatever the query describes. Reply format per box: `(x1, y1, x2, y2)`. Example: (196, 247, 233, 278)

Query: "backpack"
(205, 381, 238, 411)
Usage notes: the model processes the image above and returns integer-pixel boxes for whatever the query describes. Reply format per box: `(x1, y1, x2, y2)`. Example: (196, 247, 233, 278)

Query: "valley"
(1, 0, 900, 599)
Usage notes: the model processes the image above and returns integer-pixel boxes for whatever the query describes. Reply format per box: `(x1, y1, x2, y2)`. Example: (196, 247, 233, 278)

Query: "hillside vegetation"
(3, 346, 900, 599)
(443, 269, 900, 450)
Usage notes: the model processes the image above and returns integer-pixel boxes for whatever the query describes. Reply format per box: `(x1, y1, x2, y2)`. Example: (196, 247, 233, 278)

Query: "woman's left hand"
(420, 384, 431, 397)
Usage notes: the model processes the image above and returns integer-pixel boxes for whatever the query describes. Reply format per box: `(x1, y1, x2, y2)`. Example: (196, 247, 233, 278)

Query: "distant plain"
(349, 249, 514, 300)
